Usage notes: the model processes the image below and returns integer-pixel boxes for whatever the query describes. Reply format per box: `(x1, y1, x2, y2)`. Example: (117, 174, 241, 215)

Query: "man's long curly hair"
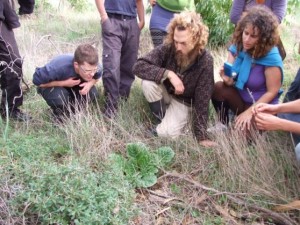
(232, 5, 279, 59)
(164, 11, 209, 54)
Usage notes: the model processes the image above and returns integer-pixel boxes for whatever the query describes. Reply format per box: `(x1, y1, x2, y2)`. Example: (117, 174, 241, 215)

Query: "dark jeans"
(37, 86, 99, 114)
(283, 68, 300, 102)
(101, 15, 140, 115)
(0, 21, 23, 112)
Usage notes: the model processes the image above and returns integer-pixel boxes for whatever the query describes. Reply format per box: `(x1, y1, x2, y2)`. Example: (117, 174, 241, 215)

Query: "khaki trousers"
(142, 80, 191, 138)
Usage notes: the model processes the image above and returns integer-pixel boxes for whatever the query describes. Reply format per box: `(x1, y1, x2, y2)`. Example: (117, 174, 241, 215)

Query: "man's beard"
(175, 48, 199, 68)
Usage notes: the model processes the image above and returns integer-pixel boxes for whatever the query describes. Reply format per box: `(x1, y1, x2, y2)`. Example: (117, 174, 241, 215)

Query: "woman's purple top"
(238, 64, 279, 105)
(149, 3, 175, 32)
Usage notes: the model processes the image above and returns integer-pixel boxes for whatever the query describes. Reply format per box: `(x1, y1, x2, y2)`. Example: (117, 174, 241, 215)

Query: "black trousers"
(18, 0, 35, 15)
(37, 85, 99, 113)
(0, 21, 23, 112)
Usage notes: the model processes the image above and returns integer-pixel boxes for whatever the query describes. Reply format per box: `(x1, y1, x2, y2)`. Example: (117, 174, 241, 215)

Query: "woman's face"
(242, 24, 260, 51)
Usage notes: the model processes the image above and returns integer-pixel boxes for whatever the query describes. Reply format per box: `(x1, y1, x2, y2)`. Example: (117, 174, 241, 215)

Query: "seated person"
(133, 11, 215, 147)
(33, 44, 102, 120)
(211, 6, 283, 133)
(253, 99, 300, 162)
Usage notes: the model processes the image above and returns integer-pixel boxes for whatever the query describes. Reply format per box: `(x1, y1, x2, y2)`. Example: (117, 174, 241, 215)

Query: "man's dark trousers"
(37, 86, 99, 114)
(0, 21, 23, 112)
(18, 0, 35, 15)
(101, 15, 140, 116)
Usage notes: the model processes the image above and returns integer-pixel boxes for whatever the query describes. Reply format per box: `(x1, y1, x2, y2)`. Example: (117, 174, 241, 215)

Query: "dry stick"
(159, 171, 297, 225)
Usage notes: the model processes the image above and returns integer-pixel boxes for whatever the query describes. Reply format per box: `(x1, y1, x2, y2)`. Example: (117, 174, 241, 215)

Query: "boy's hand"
(63, 77, 81, 87)
(79, 80, 96, 95)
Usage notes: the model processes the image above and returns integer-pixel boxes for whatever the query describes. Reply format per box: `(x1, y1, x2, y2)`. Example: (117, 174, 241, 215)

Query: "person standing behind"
(0, 0, 30, 121)
(95, 0, 145, 118)
(211, 6, 283, 133)
(18, 0, 35, 16)
(230, 0, 287, 25)
(149, 0, 195, 47)
(133, 11, 216, 147)
(32, 44, 102, 121)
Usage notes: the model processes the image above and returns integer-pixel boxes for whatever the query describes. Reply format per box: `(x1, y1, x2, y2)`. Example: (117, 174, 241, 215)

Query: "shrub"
(195, 0, 234, 47)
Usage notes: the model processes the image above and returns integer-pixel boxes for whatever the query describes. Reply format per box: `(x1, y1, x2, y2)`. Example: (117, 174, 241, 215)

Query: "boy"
(33, 44, 102, 120)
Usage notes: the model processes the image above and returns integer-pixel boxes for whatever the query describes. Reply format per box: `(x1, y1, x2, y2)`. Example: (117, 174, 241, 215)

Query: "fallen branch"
(160, 171, 297, 225)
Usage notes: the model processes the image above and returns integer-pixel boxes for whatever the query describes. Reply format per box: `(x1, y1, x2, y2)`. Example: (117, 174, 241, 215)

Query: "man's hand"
(62, 77, 81, 87)
(200, 139, 217, 147)
(254, 112, 282, 131)
(167, 71, 185, 95)
(79, 80, 96, 95)
(149, 0, 156, 6)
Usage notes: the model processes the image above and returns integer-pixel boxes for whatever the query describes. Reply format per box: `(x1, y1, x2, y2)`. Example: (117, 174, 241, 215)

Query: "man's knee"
(142, 80, 163, 102)
(38, 87, 70, 108)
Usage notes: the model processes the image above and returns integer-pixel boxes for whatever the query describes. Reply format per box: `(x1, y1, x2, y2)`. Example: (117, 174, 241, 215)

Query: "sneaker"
(1, 109, 32, 122)
(207, 122, 228, 133)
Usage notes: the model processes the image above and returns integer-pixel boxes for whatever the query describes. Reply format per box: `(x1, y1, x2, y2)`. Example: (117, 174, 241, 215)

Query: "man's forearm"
(95, 0, 107, 21)
(136, 0, 145, 28)
(39, 80, 65, 88)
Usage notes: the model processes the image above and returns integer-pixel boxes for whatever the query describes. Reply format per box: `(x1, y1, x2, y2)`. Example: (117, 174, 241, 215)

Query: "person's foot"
(1, 108, 32, 122)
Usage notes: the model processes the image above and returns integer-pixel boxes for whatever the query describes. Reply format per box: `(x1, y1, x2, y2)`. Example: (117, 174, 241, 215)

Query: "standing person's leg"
(150, 29, 167, 47)
(0, 22, 24, 118)
(101, 18, 122, 118)
(119, 19, 140, 100)
(18, 0, 35, 15)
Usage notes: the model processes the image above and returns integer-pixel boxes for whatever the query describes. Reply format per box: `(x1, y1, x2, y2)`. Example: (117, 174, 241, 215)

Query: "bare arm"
(39, 77, 81, 88)
(136, 0, 145, 29)
(95, 0, 108, 22)
(255, 113, 300, 134)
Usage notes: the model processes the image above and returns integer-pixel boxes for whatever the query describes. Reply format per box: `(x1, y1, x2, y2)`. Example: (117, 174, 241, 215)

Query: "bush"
(195, 0, 234, 47)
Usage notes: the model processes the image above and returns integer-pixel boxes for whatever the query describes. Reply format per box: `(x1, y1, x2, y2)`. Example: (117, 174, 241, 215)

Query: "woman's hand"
(234, 108, 253, 130)
(220, 66, 235, 86)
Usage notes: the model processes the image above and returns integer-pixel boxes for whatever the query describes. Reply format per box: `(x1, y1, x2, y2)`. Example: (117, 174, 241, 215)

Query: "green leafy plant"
(110, 143, 175, 188)
(195, 0, 234, 47)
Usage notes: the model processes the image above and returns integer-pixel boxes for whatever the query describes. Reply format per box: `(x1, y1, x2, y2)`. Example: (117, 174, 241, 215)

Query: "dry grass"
(1, 3, 300, 225)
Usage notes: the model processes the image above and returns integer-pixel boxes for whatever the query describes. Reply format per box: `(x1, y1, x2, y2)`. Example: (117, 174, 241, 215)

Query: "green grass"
(1, 2, 300, 224)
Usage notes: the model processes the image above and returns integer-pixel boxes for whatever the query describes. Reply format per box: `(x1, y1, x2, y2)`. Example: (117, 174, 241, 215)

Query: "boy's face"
(74, 61, 98, 82)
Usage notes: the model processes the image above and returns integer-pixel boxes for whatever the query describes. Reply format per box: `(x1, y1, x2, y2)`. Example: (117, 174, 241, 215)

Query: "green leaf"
(155, 147, 175, 167)
(138, 173, 157, 188)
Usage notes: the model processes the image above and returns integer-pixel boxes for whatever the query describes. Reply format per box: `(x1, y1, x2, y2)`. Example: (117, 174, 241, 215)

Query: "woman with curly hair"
(210, 5, 283, 133)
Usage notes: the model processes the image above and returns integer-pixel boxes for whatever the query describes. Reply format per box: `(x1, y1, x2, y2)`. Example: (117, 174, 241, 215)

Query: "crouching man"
(33, 44, 102, 121)
(133, 11, 215, 147)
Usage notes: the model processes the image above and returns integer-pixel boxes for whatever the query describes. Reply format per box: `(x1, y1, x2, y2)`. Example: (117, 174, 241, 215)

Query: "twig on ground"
(159, 171, 298, 225)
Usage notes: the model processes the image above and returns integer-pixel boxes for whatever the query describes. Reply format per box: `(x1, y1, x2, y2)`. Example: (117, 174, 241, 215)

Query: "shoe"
(1, 108, 32, 122)
(207, 122, 228, 133)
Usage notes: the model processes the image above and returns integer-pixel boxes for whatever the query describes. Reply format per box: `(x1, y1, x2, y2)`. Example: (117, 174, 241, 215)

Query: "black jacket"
(0, 0, 20, 30)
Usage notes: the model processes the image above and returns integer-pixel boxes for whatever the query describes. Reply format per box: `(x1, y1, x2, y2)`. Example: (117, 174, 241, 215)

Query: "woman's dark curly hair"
(232, 5, 279, 59)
